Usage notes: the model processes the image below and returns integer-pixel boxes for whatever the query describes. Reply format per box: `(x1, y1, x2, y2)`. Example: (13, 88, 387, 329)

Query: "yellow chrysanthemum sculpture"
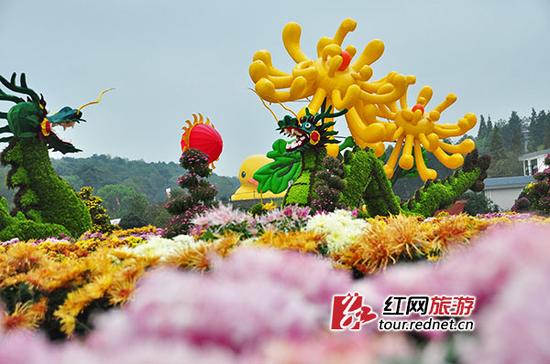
(382, 86, 477, 181)
(249, 18, 477, 181)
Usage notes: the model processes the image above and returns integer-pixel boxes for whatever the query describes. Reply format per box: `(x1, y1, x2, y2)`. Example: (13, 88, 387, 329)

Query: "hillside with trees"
(0, 154, 239, 226)
(474, 108, 550, 177)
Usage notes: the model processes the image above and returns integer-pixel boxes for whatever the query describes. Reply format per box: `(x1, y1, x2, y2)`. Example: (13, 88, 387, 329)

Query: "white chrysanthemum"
(120, 235, 197, 261)
(240, 237, 259, 246)
(305, 210, 368, 253)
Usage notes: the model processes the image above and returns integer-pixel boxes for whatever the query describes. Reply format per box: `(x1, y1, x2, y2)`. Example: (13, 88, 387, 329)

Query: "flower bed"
(1, 207, 549, 363)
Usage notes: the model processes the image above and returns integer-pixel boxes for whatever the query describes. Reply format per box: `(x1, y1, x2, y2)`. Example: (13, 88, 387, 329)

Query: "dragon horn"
(320, 98, 327, 113)
(0, 73, 38, 103)
(77, 88, 114, 111)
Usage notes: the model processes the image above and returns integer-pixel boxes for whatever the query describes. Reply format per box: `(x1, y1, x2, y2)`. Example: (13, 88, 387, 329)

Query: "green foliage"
(254, 139, 302, 194)
(96, 184, 149, 219)
(278, 140, 482, 218)
(461, 191, 500, 215)
(477, 114, 488, 139)
(19, 189, 39, 208)
(473, 109, 550, 178)
(400, 151, 490, 217)
(527, 109, 545, 152)
(480, 124, 522, 177)
(119, 213, 147, 229)
(488, 126, 505, 155)
(282, 148, 323, 206)
(49, 154, 239, 203)
(405, 169, 481, 217)
(340, 150, 371, 208)
(77, 186, 117, 233)
(506, 111, 524, 155)
(142, 203, 172, 227)
(0, 197, 70, 240)
(9, 167, 29, 186)
(248, 203, 268, 216)
(284, 171, 311, 206)
(0, 220, 70, 241)
(339, 148, 400, 216)
(163, 149, 218, 237)
(0, 138, 92, 237)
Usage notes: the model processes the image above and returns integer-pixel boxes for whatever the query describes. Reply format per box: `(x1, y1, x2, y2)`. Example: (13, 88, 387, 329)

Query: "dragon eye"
(302, 122, 312, 129)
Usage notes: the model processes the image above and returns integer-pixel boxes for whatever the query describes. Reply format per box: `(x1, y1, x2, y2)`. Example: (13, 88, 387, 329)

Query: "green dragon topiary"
(0, 73, 110, 238)
(254, 102, 489, 217)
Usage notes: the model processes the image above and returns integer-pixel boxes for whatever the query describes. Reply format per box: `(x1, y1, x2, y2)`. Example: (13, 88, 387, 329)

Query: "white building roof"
(484, 175, 533, 190)
(518, 149, 550, 161)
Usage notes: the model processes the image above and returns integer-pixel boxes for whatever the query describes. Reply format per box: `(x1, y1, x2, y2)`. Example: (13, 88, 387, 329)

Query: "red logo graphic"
(330, 292, 378, 331)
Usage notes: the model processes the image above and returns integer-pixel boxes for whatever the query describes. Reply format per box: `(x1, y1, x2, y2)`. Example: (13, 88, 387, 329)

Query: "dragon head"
(0, 73, 112, 154)
(276, 101, 347, 152)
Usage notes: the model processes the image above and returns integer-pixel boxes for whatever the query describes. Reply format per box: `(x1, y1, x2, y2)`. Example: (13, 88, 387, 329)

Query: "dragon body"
(0, 73, 109, 238)
(254, 104, 489, 217)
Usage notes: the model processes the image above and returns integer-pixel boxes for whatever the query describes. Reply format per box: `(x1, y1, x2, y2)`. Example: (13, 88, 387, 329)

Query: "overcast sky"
(1, 0, 549, 176)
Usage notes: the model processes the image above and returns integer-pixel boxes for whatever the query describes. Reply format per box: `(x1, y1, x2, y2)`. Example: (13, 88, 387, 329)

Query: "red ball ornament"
(181, 114, 223, 164)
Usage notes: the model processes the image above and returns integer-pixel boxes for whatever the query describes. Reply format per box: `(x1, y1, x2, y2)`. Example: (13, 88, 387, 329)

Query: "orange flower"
(3, 298, 48, 331)
(256, 231, 324, 254)
(167, 243, 211, 271)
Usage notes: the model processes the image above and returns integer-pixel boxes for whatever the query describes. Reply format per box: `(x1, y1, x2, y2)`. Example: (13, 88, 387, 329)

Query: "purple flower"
(354, 223, 550, 362)
(86, 247, 351, 353)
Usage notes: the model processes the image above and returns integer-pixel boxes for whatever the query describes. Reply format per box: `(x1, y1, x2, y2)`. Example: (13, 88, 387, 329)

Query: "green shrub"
(512, 153, 550, 214)
(462, 191, 500, 215)
(404, 169, 481, 217)
(0, 197, 70, 241)
(340, 148, 400, 216)
(163, 149, 218, 237)
(119, 213, 147, 229)
(1, 138, 92, 237)
(284, 171, 311, 206)
(0, 220, 70, 241)
(77, 186, 117, 233)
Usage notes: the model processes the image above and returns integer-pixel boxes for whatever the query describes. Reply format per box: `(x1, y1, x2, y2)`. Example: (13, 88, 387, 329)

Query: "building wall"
(484, 187, 523, 210)
(521, 154, 547, 176)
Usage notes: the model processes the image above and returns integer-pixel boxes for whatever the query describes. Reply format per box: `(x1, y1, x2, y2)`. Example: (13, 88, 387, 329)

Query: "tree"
(163, 149, 218, 237)
(51, 154, 239, 204)
(488, 126, 505, 155)
(143, 203, 172, 228)
(77, 186, 116, 233)
(96, 184, 149, 219)
(486, 126, 522, 177)
(527, 108, 542, 152)
(487, 115, 493, 133)
(541, 110, 550, 149)
(477, 114, 487, 139)
(119, 213, 147, 229)
(507, 111, 524, 155)
(461, 191, 499, 215)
